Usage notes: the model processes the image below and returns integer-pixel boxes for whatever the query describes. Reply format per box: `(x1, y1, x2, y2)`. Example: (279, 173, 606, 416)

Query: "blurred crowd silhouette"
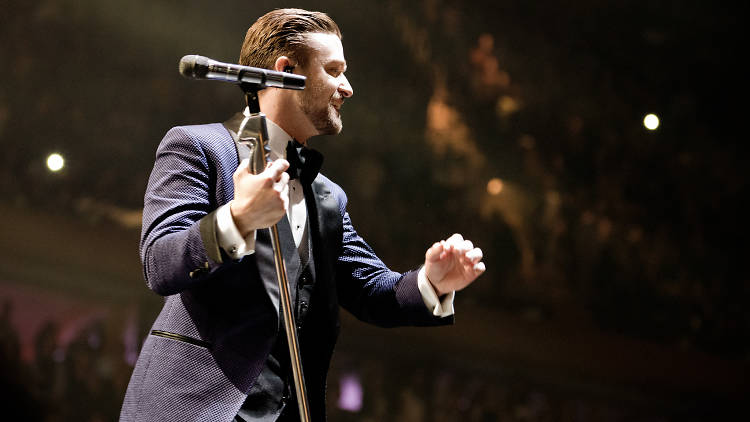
(3, 300, 725, 422)
(1, 302, 125, 421)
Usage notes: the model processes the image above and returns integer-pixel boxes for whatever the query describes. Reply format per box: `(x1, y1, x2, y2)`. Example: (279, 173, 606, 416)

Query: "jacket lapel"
(309, 178, 341, 244)
(308, 178, 343, 281)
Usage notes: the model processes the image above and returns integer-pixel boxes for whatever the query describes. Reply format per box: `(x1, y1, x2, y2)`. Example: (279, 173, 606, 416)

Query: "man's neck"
(241, 107, 296, 157)
(257, 89, 316, 144)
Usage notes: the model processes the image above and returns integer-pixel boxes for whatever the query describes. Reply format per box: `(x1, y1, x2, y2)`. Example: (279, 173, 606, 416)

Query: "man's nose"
(338, 74, 353, 98)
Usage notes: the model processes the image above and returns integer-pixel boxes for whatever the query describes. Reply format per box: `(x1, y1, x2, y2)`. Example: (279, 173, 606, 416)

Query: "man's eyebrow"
(326, 59, 347, 70)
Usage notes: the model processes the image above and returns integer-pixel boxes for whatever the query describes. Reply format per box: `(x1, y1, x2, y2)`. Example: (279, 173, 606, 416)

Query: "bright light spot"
(643, 113, 660, 130)
(496, 95, 519, 117)
(337, 373, 363, 412)
(46, 153, 65, 172)
(487, 178, 503, 195)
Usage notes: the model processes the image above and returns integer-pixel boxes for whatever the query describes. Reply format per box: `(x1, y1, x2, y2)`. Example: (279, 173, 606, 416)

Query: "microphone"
(179, 55, 305, 90)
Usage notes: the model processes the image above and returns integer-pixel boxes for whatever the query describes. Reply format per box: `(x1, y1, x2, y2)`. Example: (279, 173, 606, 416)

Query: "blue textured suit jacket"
(119, 123, 452, 422)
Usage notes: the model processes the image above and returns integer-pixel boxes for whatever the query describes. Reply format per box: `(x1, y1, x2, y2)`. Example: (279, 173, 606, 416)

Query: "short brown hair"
(239, 8, 342, 69)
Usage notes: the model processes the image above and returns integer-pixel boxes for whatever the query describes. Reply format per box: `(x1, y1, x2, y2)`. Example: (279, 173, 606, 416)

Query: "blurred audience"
(1, 300, 720, 421)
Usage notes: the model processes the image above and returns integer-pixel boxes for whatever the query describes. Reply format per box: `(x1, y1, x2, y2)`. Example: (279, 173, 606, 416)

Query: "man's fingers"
(441, 234, 476, 257)
(234, 158, 250, 177)
(425, 242, 443, 262)
(265, 159, 290, 181)
(455, 240, 474, 255)
(465, 247, 483, 262)
(439, 240, 452, 259)
(473, 262, 486, 273)
(275, 178, 288, 193)
(274, 171, 290, 192)
(446, 233, 464, 246)
(429, 236, 484, 264)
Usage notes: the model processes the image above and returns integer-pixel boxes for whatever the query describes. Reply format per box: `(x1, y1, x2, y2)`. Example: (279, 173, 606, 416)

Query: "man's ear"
(273, 56, 295, 73)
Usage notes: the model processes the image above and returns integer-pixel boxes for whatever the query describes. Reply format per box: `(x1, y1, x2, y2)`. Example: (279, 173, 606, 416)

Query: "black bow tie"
(285, 140, 323, 185)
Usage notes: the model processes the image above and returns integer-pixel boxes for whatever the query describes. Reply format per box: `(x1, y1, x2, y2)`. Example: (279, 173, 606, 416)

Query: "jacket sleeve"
(332, 187, 454, 328)
(139, 126, 236, 296)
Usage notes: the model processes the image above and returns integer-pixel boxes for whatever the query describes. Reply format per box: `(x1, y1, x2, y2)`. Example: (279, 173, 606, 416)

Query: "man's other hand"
(424, 233, 486, 296)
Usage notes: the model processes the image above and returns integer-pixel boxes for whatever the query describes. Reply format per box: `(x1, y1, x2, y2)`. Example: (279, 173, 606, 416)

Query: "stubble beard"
(300, 91, 343, 136)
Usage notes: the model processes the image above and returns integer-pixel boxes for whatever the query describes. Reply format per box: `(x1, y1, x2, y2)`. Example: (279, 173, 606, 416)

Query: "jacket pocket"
(150, 330, 212, 349)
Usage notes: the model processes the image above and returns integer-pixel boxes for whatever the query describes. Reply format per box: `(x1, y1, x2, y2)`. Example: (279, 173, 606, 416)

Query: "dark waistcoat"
(236, 220, 318, 421)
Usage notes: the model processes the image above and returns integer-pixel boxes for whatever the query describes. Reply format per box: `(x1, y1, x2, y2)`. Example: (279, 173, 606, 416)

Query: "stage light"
(487, 178, 503, 195)
(46, 153, 65, 172)
(643, 113, 660, 130)
(337, 373, 363, 412)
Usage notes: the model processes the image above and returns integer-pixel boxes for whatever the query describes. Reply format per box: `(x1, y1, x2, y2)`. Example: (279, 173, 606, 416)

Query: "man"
(120, 8, 485, 422)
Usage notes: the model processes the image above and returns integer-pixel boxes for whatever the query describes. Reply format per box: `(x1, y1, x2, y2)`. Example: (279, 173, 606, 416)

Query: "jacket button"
(189, 265, 209, 279)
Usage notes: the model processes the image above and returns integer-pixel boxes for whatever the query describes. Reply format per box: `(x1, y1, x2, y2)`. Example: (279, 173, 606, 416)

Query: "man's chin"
(318, 124, 342, 136)
(307, 106, 343, 136)
(319, 113, 343, 135)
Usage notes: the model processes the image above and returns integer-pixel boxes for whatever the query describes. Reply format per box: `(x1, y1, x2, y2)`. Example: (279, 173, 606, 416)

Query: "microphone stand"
(235, 82, 311, 422)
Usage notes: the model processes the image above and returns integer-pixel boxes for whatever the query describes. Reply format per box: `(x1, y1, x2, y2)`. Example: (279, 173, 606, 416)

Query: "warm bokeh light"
(496, 95, 519, 117)
(643, 113, 660, 130)
(46, 153, 65, 172)
(487, 178, 503, 195)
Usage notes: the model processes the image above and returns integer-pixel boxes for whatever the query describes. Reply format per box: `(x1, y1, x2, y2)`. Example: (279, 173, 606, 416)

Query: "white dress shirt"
(215, 117, 454, 317)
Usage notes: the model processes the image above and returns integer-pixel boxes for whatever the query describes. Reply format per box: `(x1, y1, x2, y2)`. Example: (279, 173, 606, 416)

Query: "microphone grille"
(178, 55, 209, 79)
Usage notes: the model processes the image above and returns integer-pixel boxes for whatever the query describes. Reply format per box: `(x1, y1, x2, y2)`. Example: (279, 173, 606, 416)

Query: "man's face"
(296, 32, 354, 135)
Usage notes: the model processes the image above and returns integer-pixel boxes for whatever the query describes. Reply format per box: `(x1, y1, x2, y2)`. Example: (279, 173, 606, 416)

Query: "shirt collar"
(243, 107, 293, 161)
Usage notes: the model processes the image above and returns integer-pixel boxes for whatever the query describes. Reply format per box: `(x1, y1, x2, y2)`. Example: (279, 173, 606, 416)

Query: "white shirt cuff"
(216, 202, 256, 259)
(417, 267, 455, 317)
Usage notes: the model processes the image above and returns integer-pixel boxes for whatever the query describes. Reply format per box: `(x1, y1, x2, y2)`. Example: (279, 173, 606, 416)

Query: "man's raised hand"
(424, 233, 486, 296)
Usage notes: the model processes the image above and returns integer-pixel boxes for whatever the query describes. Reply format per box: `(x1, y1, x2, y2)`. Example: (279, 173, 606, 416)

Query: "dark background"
(1, 0, 747, 420)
